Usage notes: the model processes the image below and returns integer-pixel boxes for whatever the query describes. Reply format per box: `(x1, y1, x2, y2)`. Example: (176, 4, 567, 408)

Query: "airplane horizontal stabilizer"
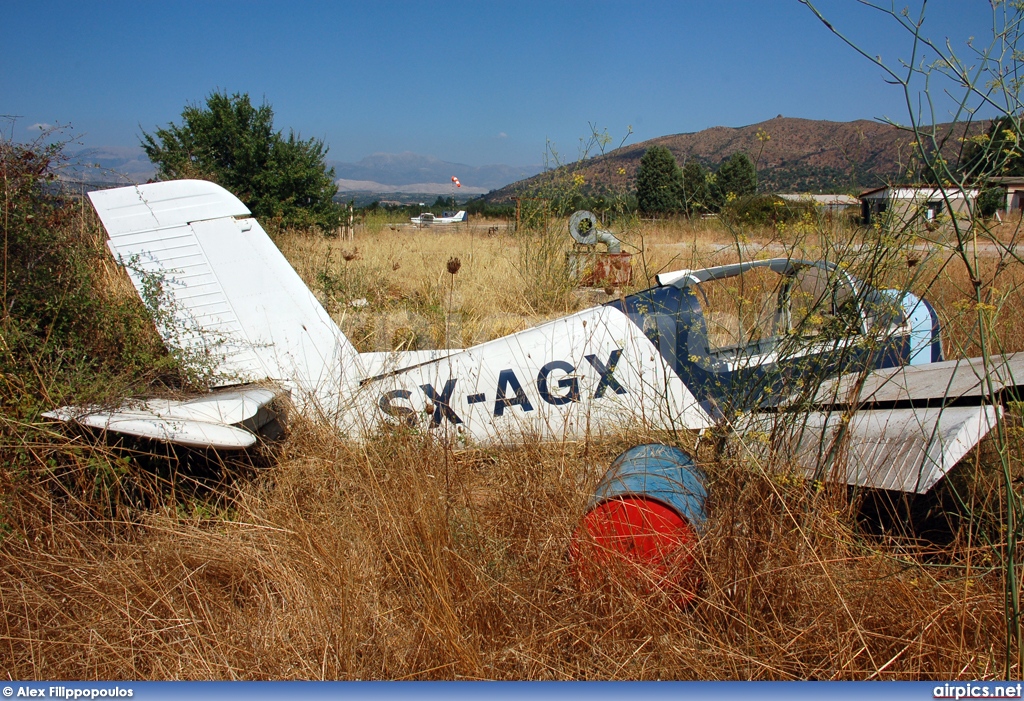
(43, 387, 285, 451)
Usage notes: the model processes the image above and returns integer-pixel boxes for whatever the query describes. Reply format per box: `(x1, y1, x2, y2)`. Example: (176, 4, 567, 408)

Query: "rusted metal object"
(565, 250, 633, 287)
(566, 210, 632, 287)
(587, 251, 632, 286)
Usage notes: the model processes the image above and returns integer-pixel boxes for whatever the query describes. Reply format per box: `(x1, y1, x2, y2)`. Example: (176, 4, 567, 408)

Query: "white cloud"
(496, 132, 508, 139)
(27, 122, 52, 132)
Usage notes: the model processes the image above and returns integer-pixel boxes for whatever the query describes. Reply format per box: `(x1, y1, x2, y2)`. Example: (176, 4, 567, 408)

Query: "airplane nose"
(570, 443, 707, 605)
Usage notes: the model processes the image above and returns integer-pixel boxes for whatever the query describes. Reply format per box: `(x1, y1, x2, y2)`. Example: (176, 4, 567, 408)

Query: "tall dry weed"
(1, 416, 1008, 678)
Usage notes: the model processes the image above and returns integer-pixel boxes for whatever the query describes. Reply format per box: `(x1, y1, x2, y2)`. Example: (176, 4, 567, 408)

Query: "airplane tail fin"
(89, 180, 357, 415)
(456, 210, 468, 221)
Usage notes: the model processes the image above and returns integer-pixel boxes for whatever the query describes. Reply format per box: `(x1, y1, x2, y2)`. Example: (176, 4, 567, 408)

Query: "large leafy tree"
(961, 116, 1024, 181)
(680, 160, 712, 215)
(715, 152, 757, 202)
(141, 91, 340, 228)
(635, 146, 684, 214)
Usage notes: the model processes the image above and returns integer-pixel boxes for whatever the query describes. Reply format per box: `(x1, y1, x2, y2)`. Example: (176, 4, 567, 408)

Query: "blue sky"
(0, 1, 1004, 167)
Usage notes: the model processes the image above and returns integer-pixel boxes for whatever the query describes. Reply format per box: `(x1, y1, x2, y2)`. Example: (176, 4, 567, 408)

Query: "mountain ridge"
(329, 152, 540, 192)
(57, 146, 541, 195)
(55, 116, 981, 200)
(480, 116, 981, 202)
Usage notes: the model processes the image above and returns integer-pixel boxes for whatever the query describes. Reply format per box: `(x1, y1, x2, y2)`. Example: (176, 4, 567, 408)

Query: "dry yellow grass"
(1, 419, 1008, 679)
(1, 210, 1022, 679)
(276, 212, 1024, 358)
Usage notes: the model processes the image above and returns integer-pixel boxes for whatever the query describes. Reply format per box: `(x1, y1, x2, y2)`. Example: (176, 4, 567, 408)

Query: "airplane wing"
(811, 352, 1024, 407)
(739, 404, 1000, 493)
(736, 353, 1024, 493)
(43, 387, 285, 450)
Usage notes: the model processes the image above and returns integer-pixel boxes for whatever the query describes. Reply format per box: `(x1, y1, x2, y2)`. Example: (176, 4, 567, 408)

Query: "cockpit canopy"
(613, 259, 933, 416)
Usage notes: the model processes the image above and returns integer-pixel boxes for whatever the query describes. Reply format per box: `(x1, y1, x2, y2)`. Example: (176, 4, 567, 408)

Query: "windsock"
(451, 176, 461, 188)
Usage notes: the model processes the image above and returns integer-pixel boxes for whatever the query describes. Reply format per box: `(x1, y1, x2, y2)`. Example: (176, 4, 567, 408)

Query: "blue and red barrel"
(570, 443, 708, 602)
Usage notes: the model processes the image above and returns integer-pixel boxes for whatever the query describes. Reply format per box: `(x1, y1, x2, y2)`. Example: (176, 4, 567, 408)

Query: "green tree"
(635, 145, 683, 214)
(962, 115, 1024, 181)
(141, 91, 340, 229)
(680, 160, 712, 215)
(715, 152, 757, 202)
(977, 186, 1007, 218)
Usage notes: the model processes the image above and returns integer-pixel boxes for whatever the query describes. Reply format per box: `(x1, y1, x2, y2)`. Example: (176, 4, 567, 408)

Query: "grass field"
(2, 204, 1023, 679)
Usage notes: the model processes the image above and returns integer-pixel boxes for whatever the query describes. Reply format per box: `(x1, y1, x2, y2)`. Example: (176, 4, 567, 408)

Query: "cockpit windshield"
(611, 259, 906, 414)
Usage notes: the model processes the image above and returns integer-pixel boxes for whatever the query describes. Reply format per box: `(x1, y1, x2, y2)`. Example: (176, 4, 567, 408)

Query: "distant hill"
(61, 146, 156, 185)
(54, 146, 542, 197)
(481, 116, 981, 202)
(330, 152, 541, 194)
(56, 117, 980, 204)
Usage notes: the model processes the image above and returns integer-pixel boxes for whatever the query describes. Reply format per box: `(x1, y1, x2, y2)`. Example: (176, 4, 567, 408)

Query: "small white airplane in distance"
(410, 210, 468, 225)
(45, 180, 1023, 496)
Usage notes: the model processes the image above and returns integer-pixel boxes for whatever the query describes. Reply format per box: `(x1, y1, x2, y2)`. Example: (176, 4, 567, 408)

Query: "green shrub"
(723, 193, 788, 226)
(977, 186, 1006, 219)
(0, 137, 186, 414)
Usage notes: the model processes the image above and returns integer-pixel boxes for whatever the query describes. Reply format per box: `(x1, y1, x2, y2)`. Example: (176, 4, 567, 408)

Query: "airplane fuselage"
(67, 180, 987, 498)
(349, 263, 931, 443)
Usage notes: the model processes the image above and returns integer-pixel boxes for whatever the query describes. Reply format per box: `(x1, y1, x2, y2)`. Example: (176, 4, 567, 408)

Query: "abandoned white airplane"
(44, 180, 1023, 496)
(410, 210, 468, 225)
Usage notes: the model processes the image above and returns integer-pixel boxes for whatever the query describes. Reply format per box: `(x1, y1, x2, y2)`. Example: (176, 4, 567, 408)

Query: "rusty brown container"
(566, 251, 633, 288)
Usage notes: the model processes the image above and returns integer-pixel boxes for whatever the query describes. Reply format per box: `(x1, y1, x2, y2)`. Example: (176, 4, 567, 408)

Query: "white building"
(859, 186, 979, 226)
(987, 176, 1024, 212)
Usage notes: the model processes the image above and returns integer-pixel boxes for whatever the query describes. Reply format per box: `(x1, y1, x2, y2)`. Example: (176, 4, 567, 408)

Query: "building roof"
(988, 176, 1024, 187)
(859, 185, 979, 200)
(778, 194, 860, 206)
